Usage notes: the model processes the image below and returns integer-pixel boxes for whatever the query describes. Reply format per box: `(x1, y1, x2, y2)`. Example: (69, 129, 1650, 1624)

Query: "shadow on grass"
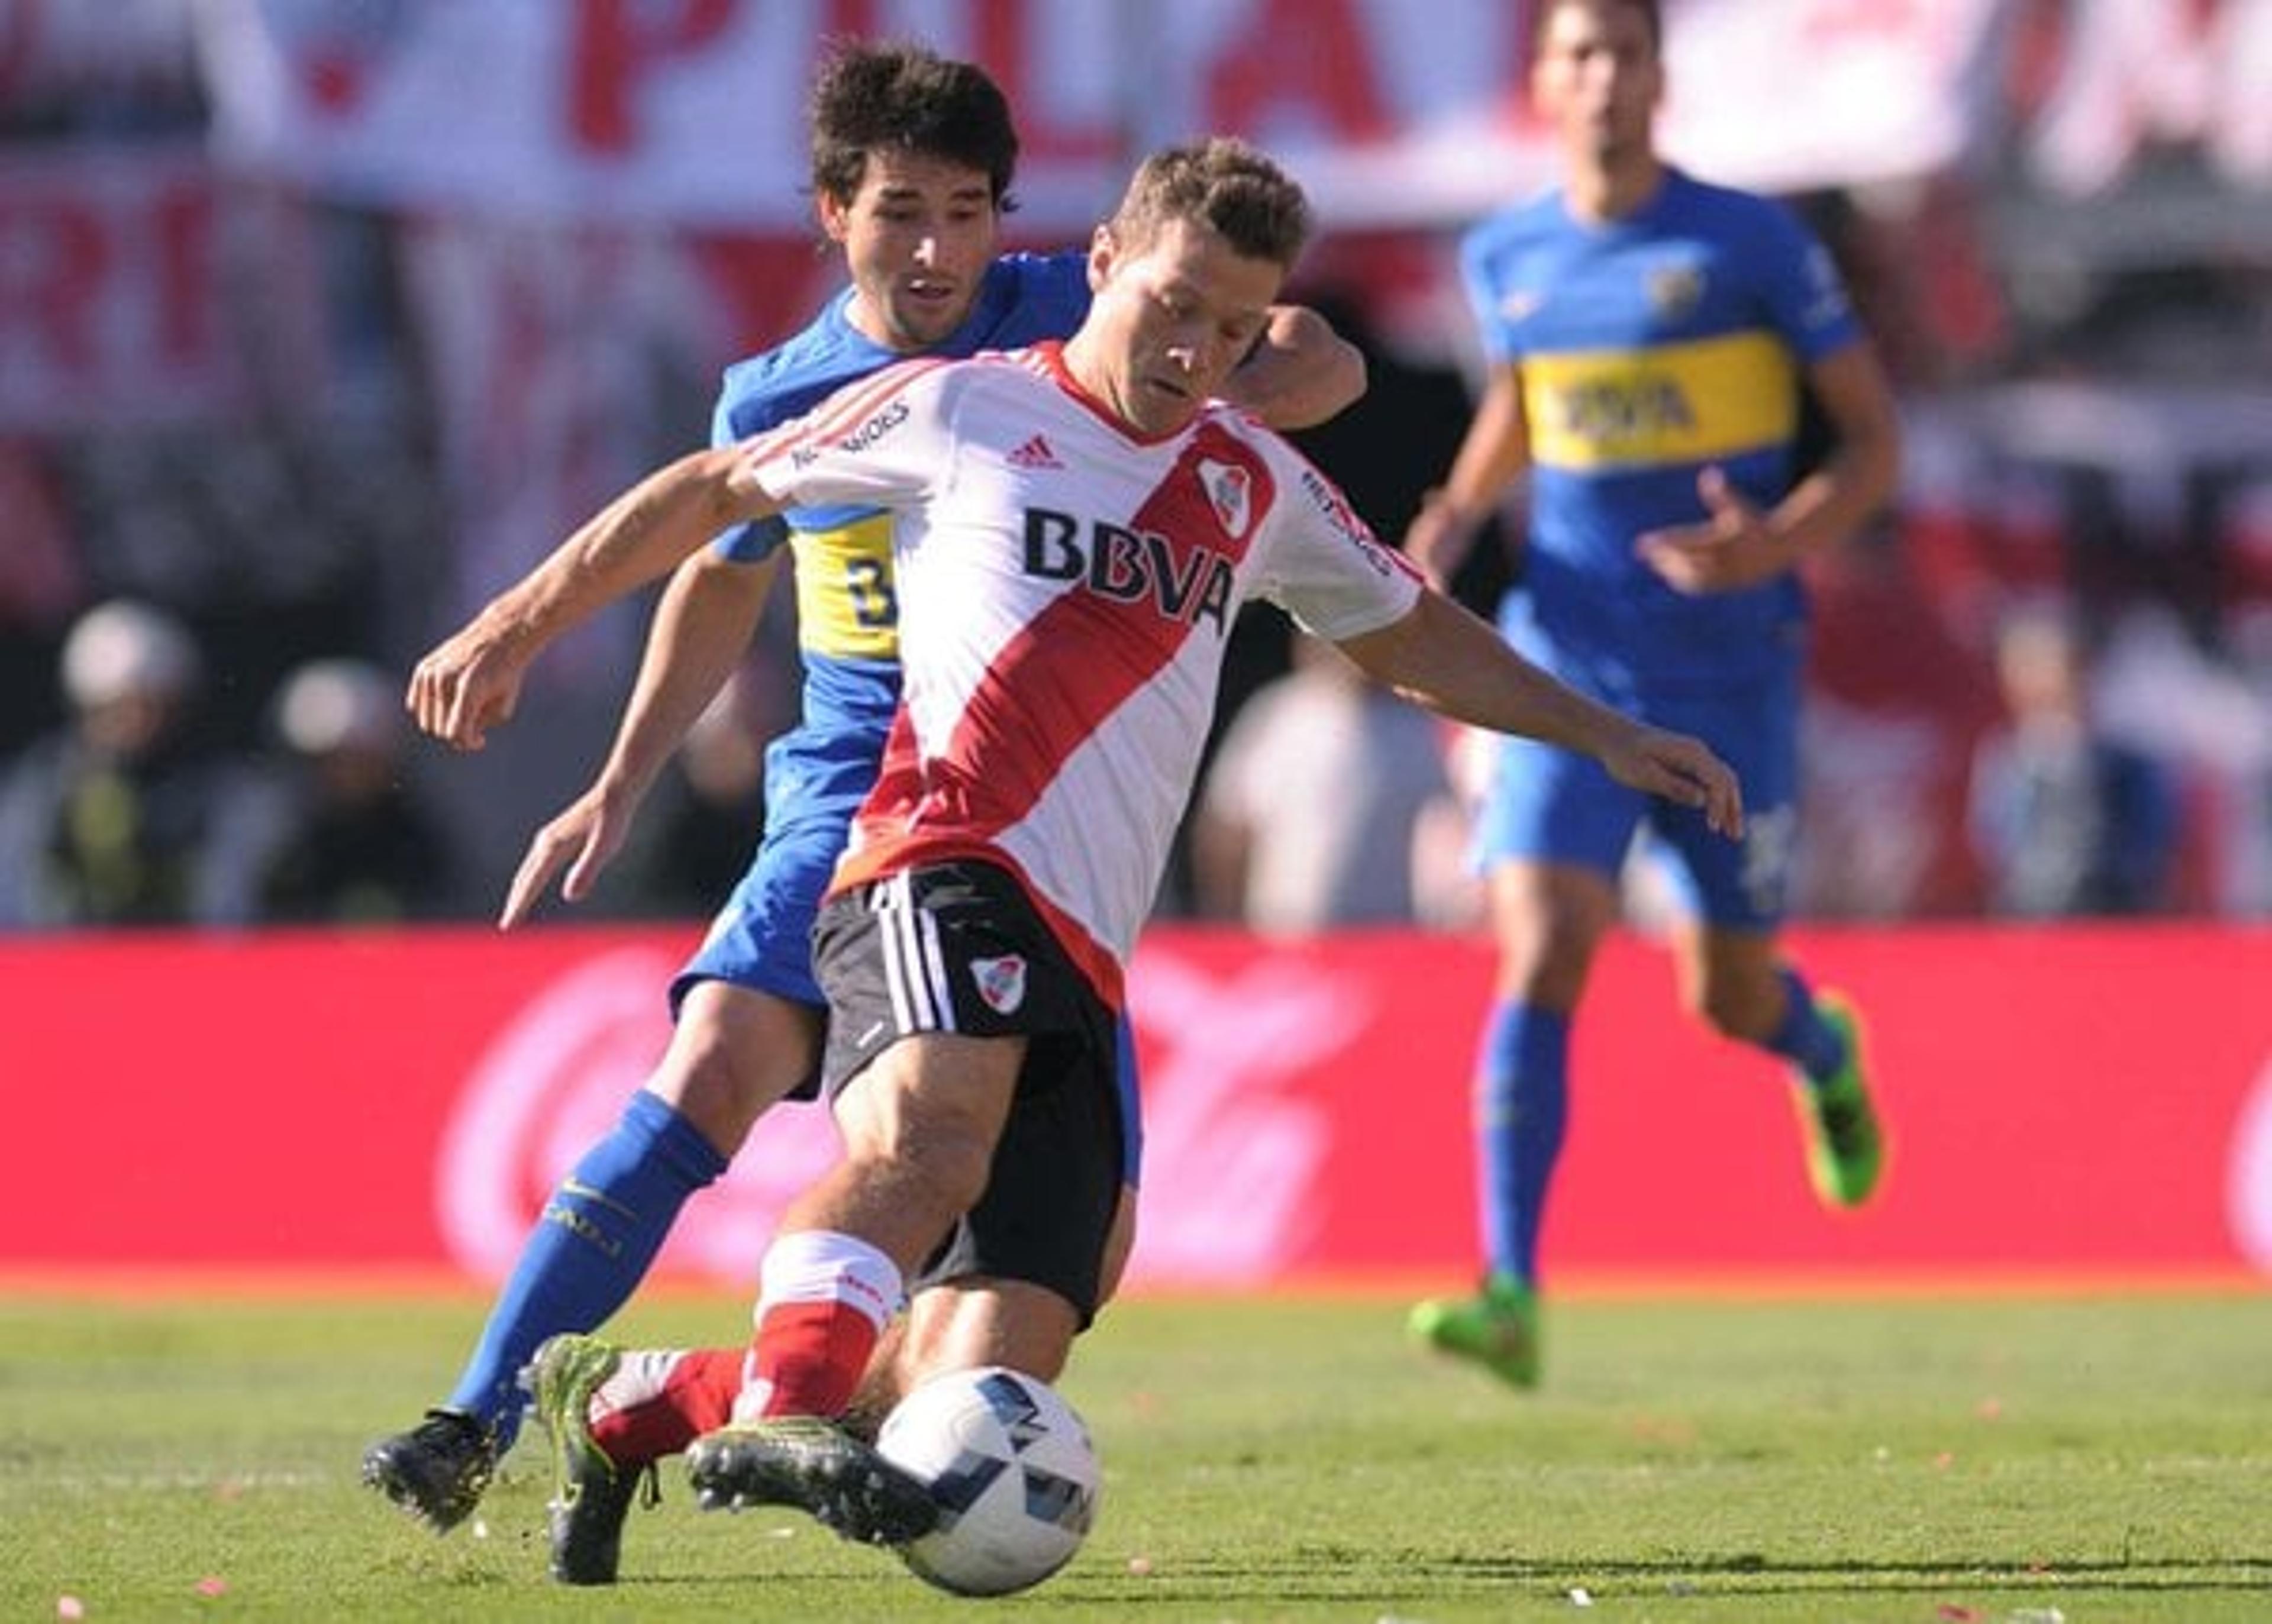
(1036, 1546, 2272, 1605)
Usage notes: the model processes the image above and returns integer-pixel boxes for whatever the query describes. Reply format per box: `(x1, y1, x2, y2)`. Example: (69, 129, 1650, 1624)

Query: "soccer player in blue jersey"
(1402, 0, 1903, 1389)
(363, 41, 1361, 1574)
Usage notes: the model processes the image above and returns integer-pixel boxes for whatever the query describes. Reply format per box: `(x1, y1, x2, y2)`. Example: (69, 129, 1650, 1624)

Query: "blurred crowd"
(5, 7, 2270, 936)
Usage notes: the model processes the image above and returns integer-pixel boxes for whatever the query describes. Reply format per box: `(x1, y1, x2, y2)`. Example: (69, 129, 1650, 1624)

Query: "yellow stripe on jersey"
(1522, 330, 1797, 472)
(792, 512, 899, 659)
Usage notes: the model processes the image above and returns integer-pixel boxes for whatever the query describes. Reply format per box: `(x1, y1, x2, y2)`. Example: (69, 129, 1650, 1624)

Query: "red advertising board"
(6, 924, 2268, 1287)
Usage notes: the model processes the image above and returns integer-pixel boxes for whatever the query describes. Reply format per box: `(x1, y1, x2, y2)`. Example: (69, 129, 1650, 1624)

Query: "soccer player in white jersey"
(371, 43, 1360, 1584)
(409, 137, 1741, 1548)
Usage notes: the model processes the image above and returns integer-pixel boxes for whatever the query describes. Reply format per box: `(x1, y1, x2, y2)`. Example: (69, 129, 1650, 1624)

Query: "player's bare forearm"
(1339, 590, 1609, 750)
(1766, 353, 1902, 560)
(510, 447, 763, 651)
(1405, 367, 1528, 587)
(1337, 591, 1742, 836)
(1221, 305, 1366, 430)
(597, 549, 779, 801)
(406, 447, 773, 750)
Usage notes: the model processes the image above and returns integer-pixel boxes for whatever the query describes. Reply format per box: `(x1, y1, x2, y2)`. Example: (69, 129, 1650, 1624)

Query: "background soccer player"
(410, 135, 1741, 1552)
(364, 41, 1360, 1581)
(1400, 0, 1903, 1390)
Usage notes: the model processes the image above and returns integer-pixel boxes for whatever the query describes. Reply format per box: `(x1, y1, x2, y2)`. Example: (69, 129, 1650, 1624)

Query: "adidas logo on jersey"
(1007, 433, 1063, 470)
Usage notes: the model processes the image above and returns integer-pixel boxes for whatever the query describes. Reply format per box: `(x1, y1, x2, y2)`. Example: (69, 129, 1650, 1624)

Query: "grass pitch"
(5, 1284, 2268, 1621)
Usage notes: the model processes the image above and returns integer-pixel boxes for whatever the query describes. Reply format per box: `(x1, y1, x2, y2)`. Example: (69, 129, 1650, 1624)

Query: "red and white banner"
(8, 922, 2269, 1286)
(0, 148, 315, 431)
(189, 0, 2018, 234)
(188, 0, 2272, 234)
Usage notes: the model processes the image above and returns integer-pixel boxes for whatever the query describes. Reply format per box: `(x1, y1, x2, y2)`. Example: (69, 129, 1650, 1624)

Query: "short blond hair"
(1108, 137, 1311, 269)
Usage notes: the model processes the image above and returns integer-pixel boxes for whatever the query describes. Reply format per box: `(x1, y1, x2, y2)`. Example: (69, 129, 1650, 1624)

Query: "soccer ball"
(874, 1365, 1100, 1596)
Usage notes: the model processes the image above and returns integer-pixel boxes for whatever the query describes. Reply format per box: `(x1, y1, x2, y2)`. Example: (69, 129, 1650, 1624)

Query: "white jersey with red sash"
(738, 340, 1421, 1005)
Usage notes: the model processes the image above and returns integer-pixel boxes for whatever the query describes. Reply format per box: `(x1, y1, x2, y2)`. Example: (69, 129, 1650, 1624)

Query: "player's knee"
(651, 993, 818, 1149)
(1489, 909, 1603, 1006)
(1691, 977, 1776, 1044)
(648, 1052, 780, 1153)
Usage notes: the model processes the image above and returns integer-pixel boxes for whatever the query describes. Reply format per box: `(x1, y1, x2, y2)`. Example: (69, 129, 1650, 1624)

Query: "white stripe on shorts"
(875, 872, 957, 1035)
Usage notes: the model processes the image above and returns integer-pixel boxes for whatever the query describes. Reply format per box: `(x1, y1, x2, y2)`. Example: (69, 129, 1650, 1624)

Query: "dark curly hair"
(1534, 0, 1661, 51)
(808, 40, 1020, 212)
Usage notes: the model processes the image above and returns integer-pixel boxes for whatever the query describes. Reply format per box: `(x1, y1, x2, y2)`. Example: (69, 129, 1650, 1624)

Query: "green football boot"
(527, 1333, 653, 1586)
(1794, 990, 1885, 1209)
(1408, 1273, 1540, 1389)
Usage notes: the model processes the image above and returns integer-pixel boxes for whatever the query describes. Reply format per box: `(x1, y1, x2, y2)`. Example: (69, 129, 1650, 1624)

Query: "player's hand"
(499, 783, 641, 928)
(406, 620, 531, 751)
(1600, 724, 1744, 840)
(1635, 467, 1787, 594)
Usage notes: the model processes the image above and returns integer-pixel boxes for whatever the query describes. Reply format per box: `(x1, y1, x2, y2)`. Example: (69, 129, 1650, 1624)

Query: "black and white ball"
(875, 1365, 1100, 1596)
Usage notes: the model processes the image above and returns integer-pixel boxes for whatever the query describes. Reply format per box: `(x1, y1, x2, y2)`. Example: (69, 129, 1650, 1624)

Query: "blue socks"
(1475, 971, 1845, 1294)
(1474, 1000, 1570, 1287)
(446, 1090, 728, 1446)
(1761, 966, 1848, 1084)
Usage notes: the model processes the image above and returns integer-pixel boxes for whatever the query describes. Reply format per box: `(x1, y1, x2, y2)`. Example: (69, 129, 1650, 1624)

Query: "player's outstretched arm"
(1220, 305, 1367, 430)
(1335, 589, 1744, 839)
(406, 445, 777, 752)
(497, 550, 783, 928)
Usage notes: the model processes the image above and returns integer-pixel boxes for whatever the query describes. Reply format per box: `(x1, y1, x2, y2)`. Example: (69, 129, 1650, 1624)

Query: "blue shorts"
(1470, 667, 1802, 930)
(672, 706, 895, 1017)
(673, 813, 840, 1019)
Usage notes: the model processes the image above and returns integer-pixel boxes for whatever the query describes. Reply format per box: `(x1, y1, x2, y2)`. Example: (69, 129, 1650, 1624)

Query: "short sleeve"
(739, 358, 956, 516)
(1747, 198, 1861, 366)
(1259, 450, 1425, 643)
(709, 381, 792, 563)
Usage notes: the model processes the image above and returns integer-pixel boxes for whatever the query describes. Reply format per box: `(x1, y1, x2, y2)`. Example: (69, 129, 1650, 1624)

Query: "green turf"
(5, 1287, 2268, 1620)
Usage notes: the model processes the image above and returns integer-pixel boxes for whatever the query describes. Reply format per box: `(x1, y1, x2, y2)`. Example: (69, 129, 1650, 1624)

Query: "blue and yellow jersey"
(706, 251, 1092, 832)
(1463, 168, 1860, 696)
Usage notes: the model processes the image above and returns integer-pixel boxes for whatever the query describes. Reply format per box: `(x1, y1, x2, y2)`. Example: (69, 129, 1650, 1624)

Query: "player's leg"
(666, 1029, 1016, 1545)
(847, 1180, 1134, 1436)
(1648, 677, 1884, 1209)
(526, 1024, 1015, 1577)
(689, 864, 1121, 1539)
(361, 982, 819, 1531)
(363, 829, 835, 1532)
(856, 992, 1136, 1422)
(533, 1199, 1119, 1586)
(1411, 734, 1634, 1388)
(540, 917, 1131, 1577)
(1663, 917, 1883, 1207)
(456, 983, 815, 1424)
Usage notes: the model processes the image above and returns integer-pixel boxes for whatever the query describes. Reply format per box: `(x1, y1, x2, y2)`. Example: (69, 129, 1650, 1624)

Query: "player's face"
(823, 148, 1002, 352)
(1532, 1, 1662, 167)
(1070, 217, 1281, 439)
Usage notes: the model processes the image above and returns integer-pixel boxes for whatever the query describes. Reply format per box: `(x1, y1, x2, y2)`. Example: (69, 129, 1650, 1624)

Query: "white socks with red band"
(732, 1229, 904, 1422)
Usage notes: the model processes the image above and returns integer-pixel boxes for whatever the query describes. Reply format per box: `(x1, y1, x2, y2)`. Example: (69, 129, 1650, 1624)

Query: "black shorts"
(812, 860, 1125, 1323)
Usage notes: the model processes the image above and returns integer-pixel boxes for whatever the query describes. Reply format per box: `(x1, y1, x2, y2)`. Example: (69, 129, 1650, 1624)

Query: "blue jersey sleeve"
(1460, 216, 1523, 367)
(1741, 195, 1861, 367)
(709, 369, 793, 564)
